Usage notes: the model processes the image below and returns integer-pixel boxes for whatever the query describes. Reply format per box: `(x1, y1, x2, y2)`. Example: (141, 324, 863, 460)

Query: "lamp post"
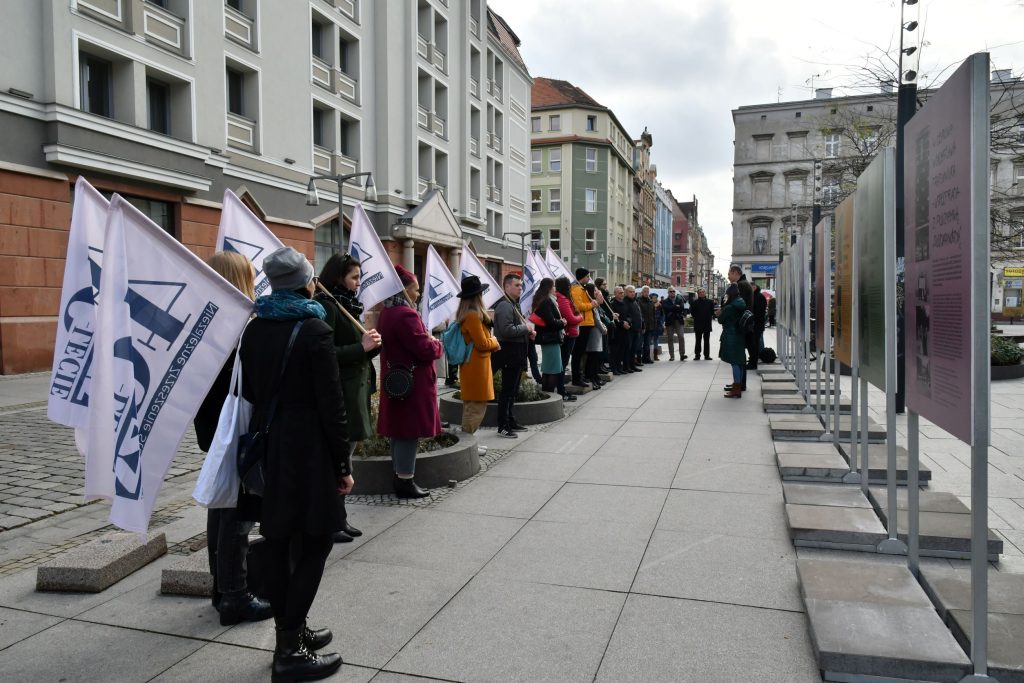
(305, 171, 377, 254)
(504, 231, 536, 270)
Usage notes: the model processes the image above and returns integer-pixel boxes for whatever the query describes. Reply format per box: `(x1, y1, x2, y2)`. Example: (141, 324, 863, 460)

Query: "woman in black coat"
(240, 247, 351, 682)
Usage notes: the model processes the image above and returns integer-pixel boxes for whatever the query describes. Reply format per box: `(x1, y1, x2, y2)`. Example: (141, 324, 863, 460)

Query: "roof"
(531, 77, 604, 109)
(487, 8, 529, 74)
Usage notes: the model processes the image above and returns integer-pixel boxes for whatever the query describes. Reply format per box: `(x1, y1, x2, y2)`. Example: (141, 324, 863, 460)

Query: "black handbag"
(382, 360, 416, 400)
(237, 320, 304, 497)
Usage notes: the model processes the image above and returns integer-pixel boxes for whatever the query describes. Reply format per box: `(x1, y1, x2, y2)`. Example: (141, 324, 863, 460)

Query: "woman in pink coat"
(376, 264, 442, 498)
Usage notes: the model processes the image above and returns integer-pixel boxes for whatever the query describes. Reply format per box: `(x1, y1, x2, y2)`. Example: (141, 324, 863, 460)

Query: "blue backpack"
(442, 321, 474, 365)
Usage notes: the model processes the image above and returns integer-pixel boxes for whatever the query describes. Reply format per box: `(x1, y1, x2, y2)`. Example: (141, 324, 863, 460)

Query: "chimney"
(880, 79, 895, 94)
(814, 88, 833, 100)
(991, 69, 1014, 84)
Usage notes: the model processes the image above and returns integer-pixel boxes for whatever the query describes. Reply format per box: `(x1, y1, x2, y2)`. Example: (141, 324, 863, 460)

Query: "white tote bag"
(192, 340, 252, 508)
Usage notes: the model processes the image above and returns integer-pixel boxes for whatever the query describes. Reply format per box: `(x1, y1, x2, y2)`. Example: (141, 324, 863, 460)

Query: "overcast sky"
(488, 0, 1024, 271)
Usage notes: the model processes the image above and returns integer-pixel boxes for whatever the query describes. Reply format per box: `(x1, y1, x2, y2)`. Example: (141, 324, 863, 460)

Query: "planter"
(352, 431, 481, 494)
(439, 391, 564, 427)
(991, 363, 1024, 381)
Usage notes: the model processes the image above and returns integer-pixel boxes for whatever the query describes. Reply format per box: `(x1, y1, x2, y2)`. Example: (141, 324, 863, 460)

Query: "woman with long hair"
(376, 264, 443, 498)
(314, 253, 382, 543)
(455, 275, 500, 434)
(531, 277, 571, 400)
(584, 282, 607, 389)
(554, 276, 583, 396)
(194, 251, 271, 627)
(718, 283, 748, 398)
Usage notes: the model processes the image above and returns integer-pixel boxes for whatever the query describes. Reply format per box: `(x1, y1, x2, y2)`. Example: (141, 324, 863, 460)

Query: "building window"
(531, 116, 541, 133)
(549, 188, 561, 212)
(586, 115, 596, 131)
(549, 148, 561, 172)
(147, 79, 170, 134)
(79, 53, 112, 118)
(531, 149, 541, 173)
(750, 223, 770, 255)
(822, 174, 840, 205)
(550, 229, 561, 252)
(675, 258, 681, 269)
(311, 22, 326, 59)
(486, 260, 502, 281)
(226, 0, 243, 10)
(584, 228, 596, 252)
(585, 147, 597, 172)
(1014, 161, 1024, 184)
(531, 189, 541, 212)
(795, 111, 801, 118)
(314, 219, 342, 271)
(312, 107, 326, 146)
(825, 131, 841, 158)
(584, 188, 597, 213)
(226, 67, 245, 116)
(549, 114, 560, 131)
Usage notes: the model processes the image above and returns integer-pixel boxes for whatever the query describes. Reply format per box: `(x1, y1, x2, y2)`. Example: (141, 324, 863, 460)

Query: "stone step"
(757, 366, 790, 375)
(797, 558, 971, 681)
(776, 443, 851, 482)
(785, 503, 888, 549)
(769, 414, 885, 443)
(837, 444, 934, 484)
(760, 373, 796, 383)
(36, 532, 167, 593)
(160, 551, 213, 597)
(763, 395, 852, 413)
(783, 482, 873, 508)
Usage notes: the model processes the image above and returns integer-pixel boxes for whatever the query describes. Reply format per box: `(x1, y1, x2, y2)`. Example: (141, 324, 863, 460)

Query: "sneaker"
(561, 394, 577, 402)
(497, 428, 519, 439)
(508, 423, 529, 432)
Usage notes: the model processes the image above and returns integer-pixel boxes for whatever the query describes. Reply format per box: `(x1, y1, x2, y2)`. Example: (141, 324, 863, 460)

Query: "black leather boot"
(341, 520, 362, 537)
(218, 591, 273, 626)
(301, 621, 333, 651)
(272, 627, 342, 682)
(393, 475, 429, 499)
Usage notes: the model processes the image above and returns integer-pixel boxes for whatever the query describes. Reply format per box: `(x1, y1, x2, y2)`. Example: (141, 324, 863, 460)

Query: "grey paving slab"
(868, 486, 968, 515)
(785, 503, 888, 546)
(633, 528, 801, 611)
(596, 594, 819, 683)
(804, 598, 970, 681)
(534, 482, 668, 528)
(797, 558, 933, 607)
(0, 605, 61, 650)
(587, 390, 654, 409)
(386, 576, 625, 683)
(923, 567, 1024, 616)
(36, 531, 167, 593)
(479, 519, 651, 592)
(777, 450, 851, 479)
(837, 444, 934, 484)
(0, 619, 205, 682)
(672, 461, 783, 496)
(151, 642, 378, 682)
(581, 406, 638, 421)
(593, 435, 687, 461)
(160, 550, 213, 597)
(656, 489, 790, 541)
(892, 511, 1004, 556)
(761, 373, 797, 382)
(626, 407, 703, 423)
(484, 450, 591, 482)
(542, 418, 625, 436)
(762, 382, 801, 395)
(782, 482, 873, 508)
(948, 610, 1024, 682)
(509, 432, 609, 455)
(433, 475, 563, 519)
(370, 673, 452, 683)
(569, 455, 681, 489)
(346, 509, 524, 579)
(612, 420, 694, 438)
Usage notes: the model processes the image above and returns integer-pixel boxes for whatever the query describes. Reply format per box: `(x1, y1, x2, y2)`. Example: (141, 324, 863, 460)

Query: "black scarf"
(332, 285, 364, 318)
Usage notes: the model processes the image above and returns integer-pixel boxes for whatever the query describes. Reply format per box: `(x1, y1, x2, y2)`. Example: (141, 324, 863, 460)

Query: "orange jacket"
(570, 283, 595, 326)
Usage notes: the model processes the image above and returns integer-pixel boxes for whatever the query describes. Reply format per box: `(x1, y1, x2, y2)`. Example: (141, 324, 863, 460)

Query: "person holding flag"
(492, 272, 534, 438)
(569, 268, 604, 388)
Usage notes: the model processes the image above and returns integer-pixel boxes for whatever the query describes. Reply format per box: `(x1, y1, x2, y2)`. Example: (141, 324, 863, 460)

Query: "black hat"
(575, 267, 590, 280)
(458, 275, 488, 299)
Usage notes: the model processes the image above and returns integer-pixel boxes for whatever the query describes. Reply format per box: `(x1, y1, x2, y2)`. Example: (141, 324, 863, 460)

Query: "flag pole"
(315, 281, 369, 334)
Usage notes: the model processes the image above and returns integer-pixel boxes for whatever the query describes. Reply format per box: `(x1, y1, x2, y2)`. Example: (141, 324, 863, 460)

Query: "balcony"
(469, 16, 479, 38)
(417, 34, 429, 60)
(431, 113, 446, 138)
(224, 4, 255, 50)
(417, 106, 430, 130)
(469, 77, 480, 99)
(431, 45, 446, 72)
(226, 113, 257, 152)
(487, 133, 502, 153)
(469, 136, 479, 157)
(418, 177, 430, 197)
(311, 56, 332, 91)
(469, 197, 480, 216)
(488, 79, 503, 102)
(335, 69, 358, 103)
(143, 2, 187, 56)
(335, 153, 357, 176)
(313, 145, 333, 175)
(335, 0, 356, 21)
(488, 185, 502, 204)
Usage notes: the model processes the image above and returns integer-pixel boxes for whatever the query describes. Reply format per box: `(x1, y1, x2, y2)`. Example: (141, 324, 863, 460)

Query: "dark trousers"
(632, 329, 644, 365)
(263, 532, 334, 631)
(498, 363, 525, 430)
(207, 508, 253, 600)
(745, 331, 759, 370)
(694, 328, 711, 359)
(527, 342, 541, 382)
(610, 328, 630, 371)
(571, 326, 592, 384)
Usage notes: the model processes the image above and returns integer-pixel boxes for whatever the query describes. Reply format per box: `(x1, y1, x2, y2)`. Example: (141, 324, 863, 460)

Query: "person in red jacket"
(554, 277, 583, 397)
(376, 264, 443, 499)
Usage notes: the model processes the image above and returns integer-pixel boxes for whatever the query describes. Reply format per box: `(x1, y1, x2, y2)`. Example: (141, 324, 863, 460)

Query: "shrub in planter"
(454, 372, 549, 403)
(991, 336, 1024, 366)
(355, 393, 457, 458)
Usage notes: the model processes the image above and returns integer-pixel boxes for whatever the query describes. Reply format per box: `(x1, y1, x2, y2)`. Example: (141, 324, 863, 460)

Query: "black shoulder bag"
(237, 320, 305, 497)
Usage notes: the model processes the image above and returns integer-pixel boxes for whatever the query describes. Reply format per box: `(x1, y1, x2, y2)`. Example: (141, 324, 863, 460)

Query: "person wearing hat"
(455, 275, 500, 435)
(376, 263, 443, 498)
(240, 246, 349, 681)
(569, 267, 603, 387)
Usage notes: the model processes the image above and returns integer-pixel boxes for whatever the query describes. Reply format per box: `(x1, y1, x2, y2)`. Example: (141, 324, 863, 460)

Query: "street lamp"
(504, 232, 539, 270)
(305, 171, 377, 253)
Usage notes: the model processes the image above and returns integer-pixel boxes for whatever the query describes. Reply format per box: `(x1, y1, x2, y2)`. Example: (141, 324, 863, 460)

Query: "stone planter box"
(991, 363, 1024, 381)
(352, 431, 480, 494)
(439, 391, 564, 427)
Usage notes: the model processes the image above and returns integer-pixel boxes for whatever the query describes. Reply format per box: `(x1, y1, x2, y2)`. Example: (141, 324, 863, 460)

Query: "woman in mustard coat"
(456, 275, 500, 434)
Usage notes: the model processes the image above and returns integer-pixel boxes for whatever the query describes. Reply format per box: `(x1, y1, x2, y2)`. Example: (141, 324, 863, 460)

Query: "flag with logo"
(421, 245, 460, 332)
(519, 249, 548, 315)
(48, 178, 108, 430)
(535, 250, 556, 281)
(216, 189, 284, 298)
(544, 247, 573, 281)
(88, 195, 253, 533)
(348, 204, 404, 309)
(459, 242, 502, 309)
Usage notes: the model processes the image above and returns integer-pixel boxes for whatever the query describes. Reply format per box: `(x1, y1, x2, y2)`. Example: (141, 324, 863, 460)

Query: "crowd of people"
(192, 245, 770, 681)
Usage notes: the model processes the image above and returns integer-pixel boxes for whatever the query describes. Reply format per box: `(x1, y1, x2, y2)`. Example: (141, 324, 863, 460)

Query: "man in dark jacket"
(747, 283, 768, 369)
(690, 287, 716, 360)
(609, 286, 632, 373)
(661, 288, 687, 360)
(624, 285, 645, 371)
(637, 286, 656, 363)
(493, 273, 533, 437)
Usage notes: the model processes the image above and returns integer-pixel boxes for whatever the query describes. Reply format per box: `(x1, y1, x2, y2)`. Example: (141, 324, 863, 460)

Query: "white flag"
(49, 178, 108, 429)
(216, 189, 284, 298)
(459, 243, 502, 309)
(544, 247, 573, 281)
(89, 195, 253, 533)
(535, 250, 556, 281)
(349, 203, 404, 309)
(422, 245, 460, 332)
(519, 249, 549, 315)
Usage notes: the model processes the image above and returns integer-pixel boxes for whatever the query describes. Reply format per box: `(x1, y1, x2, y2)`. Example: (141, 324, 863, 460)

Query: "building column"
(403, 239, 414, 272)
(449, 246, 462, 276)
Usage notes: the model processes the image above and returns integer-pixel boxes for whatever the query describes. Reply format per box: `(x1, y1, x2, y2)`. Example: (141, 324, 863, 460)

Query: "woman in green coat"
(717, 284, 748, 398)
(316, 253, 382, 542)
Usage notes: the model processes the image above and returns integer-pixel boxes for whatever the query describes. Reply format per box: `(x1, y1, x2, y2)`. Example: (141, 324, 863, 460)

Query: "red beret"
(394, 263, 416, 286)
